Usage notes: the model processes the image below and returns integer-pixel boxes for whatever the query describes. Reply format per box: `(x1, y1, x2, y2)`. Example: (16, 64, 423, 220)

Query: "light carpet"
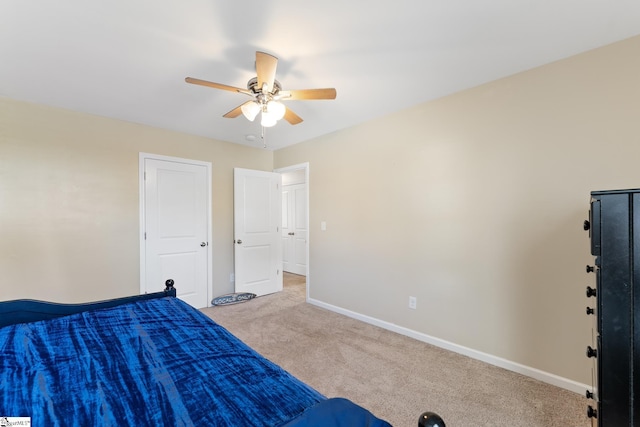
(201, 273, 587, 427)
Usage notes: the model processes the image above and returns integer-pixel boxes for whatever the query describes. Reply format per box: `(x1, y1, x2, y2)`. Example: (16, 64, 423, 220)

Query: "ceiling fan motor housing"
(247, 77, 282, 98)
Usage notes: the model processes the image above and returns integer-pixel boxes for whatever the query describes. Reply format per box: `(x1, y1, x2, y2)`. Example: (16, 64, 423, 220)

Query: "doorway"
(275, 163, 309, 300)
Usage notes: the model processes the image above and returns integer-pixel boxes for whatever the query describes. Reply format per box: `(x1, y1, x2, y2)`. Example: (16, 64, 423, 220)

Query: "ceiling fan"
(185, 51, 337, 128)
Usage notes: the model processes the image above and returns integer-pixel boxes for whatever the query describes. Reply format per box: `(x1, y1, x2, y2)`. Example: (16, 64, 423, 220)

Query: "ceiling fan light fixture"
(241, 101, 261, 121)
(260, 109, 278, 127)
(266, 100, 286, 121)
(260, 100, 286, 127)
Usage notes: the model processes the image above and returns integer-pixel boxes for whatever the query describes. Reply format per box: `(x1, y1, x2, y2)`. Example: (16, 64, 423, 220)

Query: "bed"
(0, 281, 397, 426)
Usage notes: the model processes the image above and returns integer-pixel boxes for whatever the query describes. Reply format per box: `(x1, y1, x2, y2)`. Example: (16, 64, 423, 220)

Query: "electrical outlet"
(409, 296, 417, 310)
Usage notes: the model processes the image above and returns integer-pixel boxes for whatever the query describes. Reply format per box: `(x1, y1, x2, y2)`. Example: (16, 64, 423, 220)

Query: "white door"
(234, 168, 282, 296)
(282, 184, 307, 275)
(141, 155, 210, 308)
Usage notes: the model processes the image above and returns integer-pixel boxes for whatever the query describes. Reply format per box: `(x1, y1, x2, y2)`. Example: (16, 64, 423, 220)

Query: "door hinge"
(144, 232, 147, 240)
(277, 269, 280, 275)
(144, 171, 146, 180)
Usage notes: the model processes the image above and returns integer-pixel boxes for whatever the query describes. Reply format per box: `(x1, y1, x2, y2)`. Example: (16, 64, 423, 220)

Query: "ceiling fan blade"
(256, 51, 278, 93)
(279, 88, 337, 100)
(283, 107, 303, 125)
(223, 103, 248, 118)
(185, 77, 252, 96)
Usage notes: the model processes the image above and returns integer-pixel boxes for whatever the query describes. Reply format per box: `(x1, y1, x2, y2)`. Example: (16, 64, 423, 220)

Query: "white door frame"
(274, 162, 310, 301)
(139, 152, 213, 302)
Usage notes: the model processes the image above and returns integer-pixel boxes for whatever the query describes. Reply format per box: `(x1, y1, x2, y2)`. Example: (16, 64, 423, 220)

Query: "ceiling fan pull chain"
(261, 126, 267, 148)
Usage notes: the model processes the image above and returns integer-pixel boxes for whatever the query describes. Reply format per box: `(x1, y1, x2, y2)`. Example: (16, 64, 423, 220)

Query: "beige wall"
(0, 98, 272, 303)
(274, 35, 640, 386)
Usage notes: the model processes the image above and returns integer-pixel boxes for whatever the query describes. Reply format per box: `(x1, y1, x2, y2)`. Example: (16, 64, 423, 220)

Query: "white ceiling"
(2, 1, 640, 151)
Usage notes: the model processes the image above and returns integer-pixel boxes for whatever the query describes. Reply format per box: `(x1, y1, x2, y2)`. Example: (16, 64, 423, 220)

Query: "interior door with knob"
(234, 168, 282, 296)
(282, 183, 307, 275)
(140, 154, 211, 309)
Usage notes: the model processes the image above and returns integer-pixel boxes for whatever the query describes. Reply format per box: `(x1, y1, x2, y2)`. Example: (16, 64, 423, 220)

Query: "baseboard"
(307, 297, 589, 395)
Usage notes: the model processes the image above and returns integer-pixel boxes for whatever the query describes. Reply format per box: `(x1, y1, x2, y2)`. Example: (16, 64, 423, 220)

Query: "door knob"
(236, 239, 242, 244)
(200, 242, 206, 247)
(288, 232, 295, 236)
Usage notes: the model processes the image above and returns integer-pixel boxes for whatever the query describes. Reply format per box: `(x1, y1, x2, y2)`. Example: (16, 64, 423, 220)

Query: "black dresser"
(585, 189, 640, 426)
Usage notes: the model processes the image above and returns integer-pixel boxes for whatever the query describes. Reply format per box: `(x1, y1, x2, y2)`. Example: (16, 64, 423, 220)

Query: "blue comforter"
(0, 297, 390, 426)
